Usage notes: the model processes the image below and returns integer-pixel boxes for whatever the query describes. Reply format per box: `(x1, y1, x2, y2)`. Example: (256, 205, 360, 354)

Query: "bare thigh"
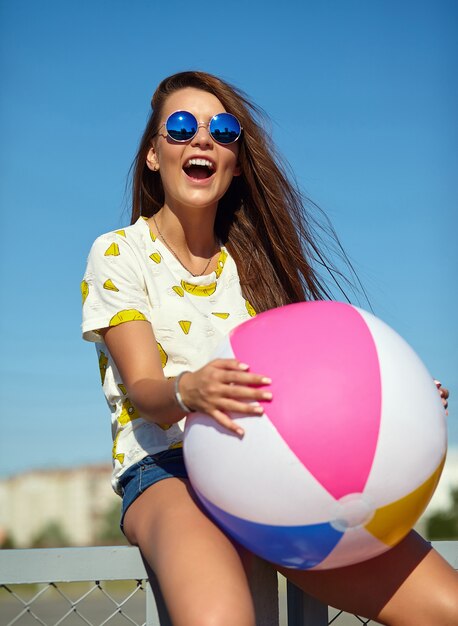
(280, 530, 458, 626)
(123, 477, 255, 626)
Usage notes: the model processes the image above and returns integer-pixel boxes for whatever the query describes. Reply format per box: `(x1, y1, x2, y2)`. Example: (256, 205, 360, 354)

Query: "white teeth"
(185, 158, 214, 169)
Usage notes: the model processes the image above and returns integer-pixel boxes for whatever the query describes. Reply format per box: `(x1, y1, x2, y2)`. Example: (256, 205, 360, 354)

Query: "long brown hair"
(131, 71, 362, 313)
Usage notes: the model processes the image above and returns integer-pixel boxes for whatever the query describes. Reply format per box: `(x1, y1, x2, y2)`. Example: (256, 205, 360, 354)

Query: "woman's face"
(147, 87, 241, 214)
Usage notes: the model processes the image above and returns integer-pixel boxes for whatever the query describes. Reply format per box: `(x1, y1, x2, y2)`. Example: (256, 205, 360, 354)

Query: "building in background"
(0, 464, 118, 547)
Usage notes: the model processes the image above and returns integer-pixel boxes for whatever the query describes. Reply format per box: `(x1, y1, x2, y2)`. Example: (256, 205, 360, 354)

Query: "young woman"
(82, 71, 456, 626)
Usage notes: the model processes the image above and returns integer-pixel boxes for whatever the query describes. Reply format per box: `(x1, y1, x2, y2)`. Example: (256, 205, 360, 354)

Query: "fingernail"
(255, 406, 264, 414)
(434, 380, 441, 387)
(239, 363, 249, 370)
(261, 377, 272, 384)
(236, 427, 245, 437)
(262, 392, 273, 400)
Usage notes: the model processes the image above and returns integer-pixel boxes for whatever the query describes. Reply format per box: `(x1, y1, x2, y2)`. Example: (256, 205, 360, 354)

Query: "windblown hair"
(131, 71, 361, 313)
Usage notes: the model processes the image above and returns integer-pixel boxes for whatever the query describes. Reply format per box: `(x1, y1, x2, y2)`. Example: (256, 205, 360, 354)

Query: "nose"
(191, 122, 213, 148)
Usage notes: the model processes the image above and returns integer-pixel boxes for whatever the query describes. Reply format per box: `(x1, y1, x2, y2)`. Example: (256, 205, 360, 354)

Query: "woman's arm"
(103, 320, 272, 436)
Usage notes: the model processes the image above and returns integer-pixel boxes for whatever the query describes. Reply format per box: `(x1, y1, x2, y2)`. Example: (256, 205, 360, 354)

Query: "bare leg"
(123, 477, 255, 626)
(280, 530, 458, 625)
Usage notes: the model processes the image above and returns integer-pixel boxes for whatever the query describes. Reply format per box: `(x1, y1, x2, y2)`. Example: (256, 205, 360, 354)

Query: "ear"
(146, 147, 159, 172)
(233, 163, 242, 177)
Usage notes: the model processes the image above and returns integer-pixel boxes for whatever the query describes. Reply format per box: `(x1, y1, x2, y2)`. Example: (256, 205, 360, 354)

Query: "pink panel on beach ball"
(230, 302, 382, 499)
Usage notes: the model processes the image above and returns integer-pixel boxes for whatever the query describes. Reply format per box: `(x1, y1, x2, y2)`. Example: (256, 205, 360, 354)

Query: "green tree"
(96, 500, 128, 545)
(425, 488, 458, 540)
(0, 534, 16, 549)
(31, 521, 70, 548)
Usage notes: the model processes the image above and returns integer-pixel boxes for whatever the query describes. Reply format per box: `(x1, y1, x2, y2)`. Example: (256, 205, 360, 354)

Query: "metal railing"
(0, 542, 456, 626)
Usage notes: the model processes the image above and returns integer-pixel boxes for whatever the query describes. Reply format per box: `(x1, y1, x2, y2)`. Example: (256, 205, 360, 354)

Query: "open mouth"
(183, 158, 215, 180)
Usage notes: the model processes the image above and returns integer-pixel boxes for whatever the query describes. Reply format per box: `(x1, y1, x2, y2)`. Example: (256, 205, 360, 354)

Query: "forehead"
(162, 87, 226, 119)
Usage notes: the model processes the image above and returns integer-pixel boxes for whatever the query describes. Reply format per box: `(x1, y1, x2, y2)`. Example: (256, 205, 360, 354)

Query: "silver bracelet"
(174, 371, 195, 413)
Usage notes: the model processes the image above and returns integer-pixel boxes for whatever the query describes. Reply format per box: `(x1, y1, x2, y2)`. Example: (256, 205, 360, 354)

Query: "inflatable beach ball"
(184, 301, 447, 570)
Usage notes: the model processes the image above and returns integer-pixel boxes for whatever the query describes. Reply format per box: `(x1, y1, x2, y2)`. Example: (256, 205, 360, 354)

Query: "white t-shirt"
(81, 216, 255, 493)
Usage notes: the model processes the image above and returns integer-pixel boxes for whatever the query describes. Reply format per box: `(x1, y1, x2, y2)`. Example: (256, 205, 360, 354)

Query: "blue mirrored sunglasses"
(160, 110, 242, 145)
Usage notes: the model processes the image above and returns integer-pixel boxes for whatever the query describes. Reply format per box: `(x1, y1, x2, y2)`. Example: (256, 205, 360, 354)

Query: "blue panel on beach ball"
(199, 493, 344, 569)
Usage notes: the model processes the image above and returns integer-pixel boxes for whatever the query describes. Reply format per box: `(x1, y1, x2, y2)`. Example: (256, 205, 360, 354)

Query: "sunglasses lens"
(166, 111, 197, 141)
(209, 113, 241, 144)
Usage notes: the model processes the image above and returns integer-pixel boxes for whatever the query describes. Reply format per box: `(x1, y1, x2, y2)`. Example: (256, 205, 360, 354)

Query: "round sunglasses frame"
(160, 110, 242, 145)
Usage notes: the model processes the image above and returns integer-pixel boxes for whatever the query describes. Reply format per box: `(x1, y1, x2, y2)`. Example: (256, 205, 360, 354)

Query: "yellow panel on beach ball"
(364, 456, 445, 546)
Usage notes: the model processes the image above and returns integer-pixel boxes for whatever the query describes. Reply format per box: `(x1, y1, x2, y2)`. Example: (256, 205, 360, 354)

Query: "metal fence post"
(287, 581, 328, 626)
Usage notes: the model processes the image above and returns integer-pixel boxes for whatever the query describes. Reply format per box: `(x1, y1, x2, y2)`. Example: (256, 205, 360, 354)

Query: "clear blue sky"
(1, 0, 457, 476)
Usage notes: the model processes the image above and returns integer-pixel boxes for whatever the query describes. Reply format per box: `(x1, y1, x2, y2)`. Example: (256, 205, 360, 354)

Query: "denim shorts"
(118, 447, 188, 530)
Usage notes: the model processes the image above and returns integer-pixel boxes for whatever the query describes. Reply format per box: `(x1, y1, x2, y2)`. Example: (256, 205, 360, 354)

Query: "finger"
(221, 383, 273, 402)
(212, 358, 250, 372)
(440, 387, 449, 400)
(219, 370, 272, 387)
(217, 398, 266, 416)
(210, 409, 246, 437)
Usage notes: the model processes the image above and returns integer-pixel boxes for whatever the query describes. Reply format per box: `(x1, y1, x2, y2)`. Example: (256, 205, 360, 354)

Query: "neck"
(152, 204, 218, 257)
(148, 206, 221, 278)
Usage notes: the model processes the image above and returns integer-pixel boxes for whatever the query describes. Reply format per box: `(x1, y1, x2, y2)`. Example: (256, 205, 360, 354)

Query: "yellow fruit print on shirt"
(245, 300, 256, 317)
(172, 286, 184, 297)
(99, 351, 108, 385)
(104, 243, 120, 256)
(178, 320, 192, 335)
(180, 280, 217, 297)
(115, 229, 126, 237)
(168, 441, 183, 450)
(212, 312, 230, 319)
(103, 279, 119, 292)
(112, 431, 124, 464)
(118, 398, 141, 425)
(81, 280, 89, 305)
(150, 252, 161, 264)
(215, 249, 228, 278)
(118, 384, 127, 395)
(157, 342, 168, 368)
(109, 309, 147, 326)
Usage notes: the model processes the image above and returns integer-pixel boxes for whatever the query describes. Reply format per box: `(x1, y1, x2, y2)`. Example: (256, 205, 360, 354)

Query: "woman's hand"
(434, 380, 449, 415)
(179, 359, 272, 437)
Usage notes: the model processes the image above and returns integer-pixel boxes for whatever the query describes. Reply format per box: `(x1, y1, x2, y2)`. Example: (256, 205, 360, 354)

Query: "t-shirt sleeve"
(81, 232, 151, 342)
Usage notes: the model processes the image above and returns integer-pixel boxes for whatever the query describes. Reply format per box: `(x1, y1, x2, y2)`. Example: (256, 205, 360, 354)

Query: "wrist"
(174, 371, 195, 414)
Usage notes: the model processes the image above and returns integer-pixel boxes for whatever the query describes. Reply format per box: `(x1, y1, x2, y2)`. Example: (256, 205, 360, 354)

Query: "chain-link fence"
(0, 543, 456, 626)
(1, 580, 147, 626)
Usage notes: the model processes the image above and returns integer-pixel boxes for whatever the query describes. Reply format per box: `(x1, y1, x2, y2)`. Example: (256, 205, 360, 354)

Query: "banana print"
(118, 384, 127, 395)
(172, 286, 184, 297)
(157, 342, 168, 368)
(109, 309, 147, 326)
(215, 248, 228, 278)
(81, 280, 89, 305)
(99, 350, 108, 385)
(212, 312, 230, 319)
(118, 398, 141, 425)
(112, 431, 124, 464)
(104, 243, 120, 256)
(178, 320, 192, 335)
(103, 279, 119, 292)
(150, 252, 161, 263)
(180, 279, 217, 297)
(168, 441, 184, 450)
(158, 423, 172, 431)
(115, 229, 126, 237)
(245, 300, 256, 317)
